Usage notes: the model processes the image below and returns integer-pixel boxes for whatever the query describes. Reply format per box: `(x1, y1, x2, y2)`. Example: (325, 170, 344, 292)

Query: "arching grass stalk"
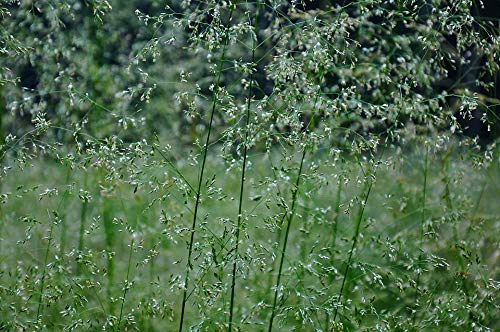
(332, 160, 375, 323)
(178, 4, 235, 331)
(58, 168, 71, 258)
(268, 78, 324, 331)
(268, 149, 306, 332)
(102, 196, 116, 315)
(36, 176, 72, 324)
(76, 173, 89, 276)
(117, 236, 134, 329)
(331, 177, 343, 261)
(228, 2, 259, 330)
(117, 200, 140, 330)
(116, 241, 133, 328)
(460, 178, 487, 327)
(324, 176, 342, 328)
(412, 146, 428, 328)
(266, 157, 289, 293)
(36, 210, 55, 325)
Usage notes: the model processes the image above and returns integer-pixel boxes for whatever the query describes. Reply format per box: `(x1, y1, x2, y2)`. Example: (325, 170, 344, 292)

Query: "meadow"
(0, 0, 498, 331)
(0, 141, 498, 330)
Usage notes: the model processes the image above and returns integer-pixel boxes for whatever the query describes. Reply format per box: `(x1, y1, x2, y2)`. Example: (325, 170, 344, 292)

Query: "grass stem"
(102, 196, 115, 315)
(332, 162, 374, 323)
(411, 147, 429, 328)
(77, 198, 89, 276)
(117, 238, 134, 329)
(268, 149, 306, 332)
(36, 211, 55, 324)
(36, 173, 72, 323)
(228, 2, 259, 330)
(178, 5, 235, 331)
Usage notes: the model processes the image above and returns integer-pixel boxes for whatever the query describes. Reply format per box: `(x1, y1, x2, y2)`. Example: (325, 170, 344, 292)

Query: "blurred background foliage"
(1, 0, 498, 154)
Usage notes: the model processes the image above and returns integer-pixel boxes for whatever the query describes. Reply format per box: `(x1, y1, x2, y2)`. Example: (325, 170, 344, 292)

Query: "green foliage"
(0, 0, 498, 331)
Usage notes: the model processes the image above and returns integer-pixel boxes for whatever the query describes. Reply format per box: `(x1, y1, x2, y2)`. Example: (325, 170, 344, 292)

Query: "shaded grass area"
(0, 146, 498, 331)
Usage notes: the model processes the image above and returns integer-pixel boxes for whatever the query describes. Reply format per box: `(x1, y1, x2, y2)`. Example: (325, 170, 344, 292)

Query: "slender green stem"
(268, 71, 324, 331)
(472, 180, 486, 219)
(332, 178, 342, 260)
(36, 212, 55, 324)
(412, 147, 429, 329)
(116, 199, 140, 330)
(0, 86, 5, 167)
(117, 238, 134, 329)
(265, 156, 288, 308)
(268, 150, 306, 332)
(461, 179, 487, 326)
(36, 174, 72, 323)
(102, 196, 115, 315)
(58, 168, 72, 258)
(77, 199, 88, 276)
(325, 177, 342, 329)
(178, 5, 235, 332)
(228, 3, 259, 330)
(332, 165, 374, 322)
(153, 143, 195, 193)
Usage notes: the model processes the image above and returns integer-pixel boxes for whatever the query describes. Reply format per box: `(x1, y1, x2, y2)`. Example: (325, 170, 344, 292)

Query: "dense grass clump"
(0, 0, 498, 331)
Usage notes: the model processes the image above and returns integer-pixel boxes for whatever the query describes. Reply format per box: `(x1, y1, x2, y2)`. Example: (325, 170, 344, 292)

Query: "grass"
(0, 143, 498, 330)
(179, 5, 235, 331)
(1, 1, 498, 330)
(228, 3, 259, 329)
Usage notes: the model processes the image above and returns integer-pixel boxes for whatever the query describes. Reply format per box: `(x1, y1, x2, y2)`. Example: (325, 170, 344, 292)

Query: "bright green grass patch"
(0, 147, 498, 331)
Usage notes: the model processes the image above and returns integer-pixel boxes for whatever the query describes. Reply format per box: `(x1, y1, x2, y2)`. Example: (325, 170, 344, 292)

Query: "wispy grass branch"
(228, 2, 260, 330)
(178, 4, 235, 331)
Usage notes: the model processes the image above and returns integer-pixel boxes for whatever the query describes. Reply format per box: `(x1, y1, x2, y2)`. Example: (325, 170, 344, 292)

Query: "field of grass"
(1, 2, 499, 330)
(0, 142, 498, 331)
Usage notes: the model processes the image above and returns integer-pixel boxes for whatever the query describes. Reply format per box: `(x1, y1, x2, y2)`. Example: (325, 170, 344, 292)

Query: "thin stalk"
(0, 86, 4, 194)
(117, 199, 140, 330)
(265, 156, 289, 309)
(472, 180, 486, 219)
(332, 166, 374, 322)
(76, 198, 89, 276)
(228, 2, 259, 330)
(153, 142, 196, 193)
(102, 196, 115, 315)
(268, 150, 306, 332)
(268, 74, 324, 331)
(325, 177, 342, 329)
(178, 5, 235, 332)
(58, 168, 72, 258)
(36, 174, 72, 323)
(0, 85, 5, 168)
(117, 237, 134, 329)
(36, 212, 55, 324)
(332, 178, 343, 260)
(412, 147, 429, 328)
(461, 179, 487, 326)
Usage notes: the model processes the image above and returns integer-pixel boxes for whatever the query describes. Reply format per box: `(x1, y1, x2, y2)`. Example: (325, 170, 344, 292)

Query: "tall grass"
(36, 172, 72, 326)
(0, 1, 498, 331)
(178, 5, 235, 331)
(333, 168, 374, 324)
(76, 174, 90, 276)
(268, 149, 306, 331)
(102, 196, 116, 315)
(412, 147, 428, 329)
(228, 2, 260, 330)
